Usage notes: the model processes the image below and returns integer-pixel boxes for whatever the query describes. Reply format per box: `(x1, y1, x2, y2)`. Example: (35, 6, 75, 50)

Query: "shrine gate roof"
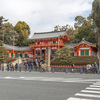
(29, 31, 68, 40)
(3, 44, 32, 51)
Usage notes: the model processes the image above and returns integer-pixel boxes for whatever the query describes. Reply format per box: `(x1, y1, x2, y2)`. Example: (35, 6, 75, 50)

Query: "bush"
(73, 56, 99, 65)
(51, 57, 74, 65)
(51, 56, 99, 65)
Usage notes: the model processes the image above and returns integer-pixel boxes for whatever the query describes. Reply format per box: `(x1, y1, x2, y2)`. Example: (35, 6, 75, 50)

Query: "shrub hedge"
(51, 56, 99, 65)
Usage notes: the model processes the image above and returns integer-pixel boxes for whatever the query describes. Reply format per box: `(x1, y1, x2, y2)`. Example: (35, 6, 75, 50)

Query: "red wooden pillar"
(23, 52, 24, 60)
(40, 47, 42, 58)
(13, 51, 15, 58)
(28, 51, 29, 57)
(90, 47, 92, 56)
(34, 48, 36, 60)
(50, 47, 52, 57)
(78, 47, 79, 56)
(9, 51, 11, 57)
(33, 49, 34, 60)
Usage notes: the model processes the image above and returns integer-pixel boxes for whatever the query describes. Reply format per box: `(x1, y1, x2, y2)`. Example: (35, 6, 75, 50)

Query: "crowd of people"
(4, 60, 99, 73)
(7, 63, 18, 71)
(6, 59, 46, 72)
(23, 59, 46, 72)
(71, 62, 98, 74)
(84, 62, 98, 73)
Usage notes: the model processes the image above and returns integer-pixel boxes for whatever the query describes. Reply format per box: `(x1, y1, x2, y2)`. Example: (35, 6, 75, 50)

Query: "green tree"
(53, 24, 77, 43)
(74, 16, 86, 29)
(0, 40, 7, 63)
(0, 16, 8, 42)
(22, 38, 35, 46)
(54, 25, 61, 31)
(74, 16, 97, 43)
(14, 21, 31, 46)
(92, 0, 100, 70)
(67, 27, 78, 43)
(0, 17, 19, 46)
(54, 47, 73, 64)
(55, 47, 71, 57)
(2, 23, 19, 45)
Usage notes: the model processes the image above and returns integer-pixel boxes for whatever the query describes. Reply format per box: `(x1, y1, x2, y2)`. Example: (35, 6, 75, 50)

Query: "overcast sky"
(0, 0, 94, 37)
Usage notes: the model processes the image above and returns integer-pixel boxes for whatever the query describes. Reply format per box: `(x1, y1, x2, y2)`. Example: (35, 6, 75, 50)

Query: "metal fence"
(0, 65, 99, 74)
(0, 65, 43, 72)
(51, 67, 99, 74)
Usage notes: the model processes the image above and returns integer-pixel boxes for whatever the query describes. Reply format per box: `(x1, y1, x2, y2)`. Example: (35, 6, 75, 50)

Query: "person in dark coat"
(94, 62, 98, 73)
(7, 63, 10, 71)
(16, 63, 18, 71)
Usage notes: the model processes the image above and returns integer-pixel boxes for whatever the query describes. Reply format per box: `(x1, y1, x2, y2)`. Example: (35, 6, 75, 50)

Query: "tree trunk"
(98, 29, 100, 72)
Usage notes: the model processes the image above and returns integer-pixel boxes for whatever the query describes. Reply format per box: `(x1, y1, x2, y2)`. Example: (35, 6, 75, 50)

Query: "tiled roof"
(66, 43, 78, 49)
(79, 38, 96, 46)
(66, 38, 96, 49)
(3, 44, 32, 51)
(28, 31, 67, 40)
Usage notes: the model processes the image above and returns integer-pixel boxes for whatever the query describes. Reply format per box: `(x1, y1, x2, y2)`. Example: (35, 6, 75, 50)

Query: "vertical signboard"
(45, 47, 51, 72)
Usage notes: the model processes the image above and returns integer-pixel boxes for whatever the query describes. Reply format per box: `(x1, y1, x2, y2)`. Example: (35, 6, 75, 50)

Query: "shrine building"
(66, 38, 97, 57)
(4, 31, 98, 60)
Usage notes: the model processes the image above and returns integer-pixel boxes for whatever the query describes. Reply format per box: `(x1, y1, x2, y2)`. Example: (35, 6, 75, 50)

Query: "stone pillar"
(45, 47, 51, 72)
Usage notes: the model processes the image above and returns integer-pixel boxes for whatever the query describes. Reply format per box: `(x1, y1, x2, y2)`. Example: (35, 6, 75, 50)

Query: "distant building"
(3, 44, 33, 60)
(66, 38, 97, 57)
(4, 31, 97, 60)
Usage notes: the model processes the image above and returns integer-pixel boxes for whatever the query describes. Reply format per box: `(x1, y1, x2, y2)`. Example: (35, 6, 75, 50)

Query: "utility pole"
(98, 29, 100, 72)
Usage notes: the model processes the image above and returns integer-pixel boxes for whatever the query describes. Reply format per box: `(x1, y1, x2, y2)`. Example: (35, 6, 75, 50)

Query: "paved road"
(0, 72, 100, 100)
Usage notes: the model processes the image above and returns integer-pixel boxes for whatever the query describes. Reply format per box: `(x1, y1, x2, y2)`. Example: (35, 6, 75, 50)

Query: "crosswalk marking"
(0, 77, 99, 83)
(75, 93, 100, 98)
(4, 77, 11, 79)
(93, 82, 100, 85)
(90, 85, 100, 87)
(86, 87, 100, 90)
(19, 77, 25, 78)
(67, 81, 100, 100)
(81, 90, 100, 94)
(1, 76, 100, 100)
(67, 97, 93, 100)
